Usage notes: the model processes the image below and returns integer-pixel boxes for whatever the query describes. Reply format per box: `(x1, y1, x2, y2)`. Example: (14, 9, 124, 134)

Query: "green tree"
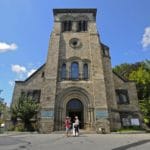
(139, 100, 150, 127)
(113, 62, 142, 79)
(113, 60, 150, 100)
(129, 64, 150, 127)
(129, 66, 150, 99)
(11, 96, 39, 131)
(0, 98, 5, 116)
(0, 90, 7, 125)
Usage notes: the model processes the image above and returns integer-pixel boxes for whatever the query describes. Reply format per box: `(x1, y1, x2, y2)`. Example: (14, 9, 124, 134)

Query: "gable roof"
(113, 71, 135, 82)
(15, 64, 45, 84)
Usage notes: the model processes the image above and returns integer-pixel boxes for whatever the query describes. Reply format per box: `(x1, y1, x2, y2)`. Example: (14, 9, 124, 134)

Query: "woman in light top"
(74, 116, 79, 136)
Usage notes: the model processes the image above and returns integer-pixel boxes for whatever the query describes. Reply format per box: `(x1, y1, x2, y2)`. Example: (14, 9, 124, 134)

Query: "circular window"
(69, 38, 82, 49)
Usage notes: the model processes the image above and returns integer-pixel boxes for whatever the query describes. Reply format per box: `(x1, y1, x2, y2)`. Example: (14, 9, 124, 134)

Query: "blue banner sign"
(41, 110, 54, 118)
(96, 110, 108, 119)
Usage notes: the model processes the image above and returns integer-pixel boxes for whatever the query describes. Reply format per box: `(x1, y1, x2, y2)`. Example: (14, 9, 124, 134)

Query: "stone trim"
(113, 71, 128, 82)
(53, 9, 97, 17)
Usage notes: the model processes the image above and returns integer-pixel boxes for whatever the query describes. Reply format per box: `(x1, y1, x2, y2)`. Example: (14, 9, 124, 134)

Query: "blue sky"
(0, 0, 150, 106)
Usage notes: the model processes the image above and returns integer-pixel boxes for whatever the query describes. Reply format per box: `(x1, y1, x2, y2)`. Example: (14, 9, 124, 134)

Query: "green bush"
(14, 123, 24, 132)
(0, 120, 3, 125)
(117, 126, 144, 132)
(7, 125, 15, 131)
(30, 122, 38, 131)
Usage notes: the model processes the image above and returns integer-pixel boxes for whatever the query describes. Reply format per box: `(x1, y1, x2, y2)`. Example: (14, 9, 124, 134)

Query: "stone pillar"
(66, 62, 70, 79)
(59, 108, 63, 130)
(72, 22, 76, 32)
(79, 61, 83, 79)
(39, 108, 54, 133)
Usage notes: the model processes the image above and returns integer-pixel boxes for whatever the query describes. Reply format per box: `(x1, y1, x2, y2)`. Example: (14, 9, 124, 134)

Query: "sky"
(0, 0, 150, 106)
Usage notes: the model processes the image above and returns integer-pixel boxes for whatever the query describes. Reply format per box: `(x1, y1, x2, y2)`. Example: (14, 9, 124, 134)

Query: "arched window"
(62, 20, 72, 32)
(77, 20, 87, 32)
(83, 64, 88, 79)
(71, 62, 79, 80)
(61, 63, 66, 79)
(67, 99, 83, 110)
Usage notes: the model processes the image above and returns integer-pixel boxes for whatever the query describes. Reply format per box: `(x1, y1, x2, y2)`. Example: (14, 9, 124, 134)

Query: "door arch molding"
(54, 87, 93, 130)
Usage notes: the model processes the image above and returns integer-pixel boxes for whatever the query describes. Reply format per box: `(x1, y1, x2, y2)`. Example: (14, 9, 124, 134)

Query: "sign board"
(41, 110, 54, 118)
(131, 118, 140, 126)
(96, 110, 108, 119)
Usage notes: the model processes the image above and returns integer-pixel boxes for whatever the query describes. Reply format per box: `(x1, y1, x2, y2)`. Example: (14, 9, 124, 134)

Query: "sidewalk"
(0, 131, 38, 136)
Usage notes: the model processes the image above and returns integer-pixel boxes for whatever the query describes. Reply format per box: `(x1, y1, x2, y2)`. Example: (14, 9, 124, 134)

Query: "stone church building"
(12, 9, 142, 133)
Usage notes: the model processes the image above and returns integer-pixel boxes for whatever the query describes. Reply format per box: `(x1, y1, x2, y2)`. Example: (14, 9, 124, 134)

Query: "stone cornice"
(53, 8, 97, 17)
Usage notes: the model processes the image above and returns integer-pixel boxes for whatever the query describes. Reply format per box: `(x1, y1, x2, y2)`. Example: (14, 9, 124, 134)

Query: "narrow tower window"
(41, 72, 45, 78)
(71, 62, 79, 80)
(83, 64, 88, 79)
(77, 21, 87, 32)
(62, 21, 72, 32)
(61, 63, 66, 79)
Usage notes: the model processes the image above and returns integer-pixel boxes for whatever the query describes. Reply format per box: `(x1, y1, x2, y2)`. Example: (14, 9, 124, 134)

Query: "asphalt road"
(0, 133, 150, 150)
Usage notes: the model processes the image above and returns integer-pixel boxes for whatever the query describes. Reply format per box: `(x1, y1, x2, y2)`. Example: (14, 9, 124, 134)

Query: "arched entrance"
(55, 87, 94, 131)
(66, 99, 84, 128)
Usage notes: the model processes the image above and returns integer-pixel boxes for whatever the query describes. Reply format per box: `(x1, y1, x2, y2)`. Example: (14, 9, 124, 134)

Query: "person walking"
(74, 116, 79, 136)
(65, 116, 71, 137)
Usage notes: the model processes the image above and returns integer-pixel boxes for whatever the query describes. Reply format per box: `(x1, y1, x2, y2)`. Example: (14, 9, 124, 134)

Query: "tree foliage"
(0, 98, 5, 114)
(129, 66, 150, 99)
(0, 98, 5, 125)
(11, 96, 39, 131)
(139, 100, 150, 126)
(0, 90, 5, 113)
(113, 62, 142, 79)
(113, 60, 150, 100)
(0, 90, 7, 125)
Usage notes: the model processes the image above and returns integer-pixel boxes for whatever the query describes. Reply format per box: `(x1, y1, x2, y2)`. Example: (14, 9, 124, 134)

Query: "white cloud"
(9, 80, 15, 87)
(11, 64, 37, 81)
(27, 69, 37, 77)
(0, 42, 18, 53)
(12, 64, 27, 73)
(141, 27, 150, 48)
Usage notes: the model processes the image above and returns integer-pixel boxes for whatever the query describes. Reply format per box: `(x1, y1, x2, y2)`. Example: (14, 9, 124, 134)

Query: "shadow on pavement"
(0, 136, 30, 146)
(112, 139, 150, 150)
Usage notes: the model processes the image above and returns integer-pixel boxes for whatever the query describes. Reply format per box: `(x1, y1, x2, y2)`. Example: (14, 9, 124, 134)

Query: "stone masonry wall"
(12, 66, 45, 107)
(102, 56, 121, 130)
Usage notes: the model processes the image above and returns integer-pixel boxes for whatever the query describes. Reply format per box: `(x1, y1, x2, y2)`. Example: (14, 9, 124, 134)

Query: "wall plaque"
(96, 110, 108, 119)
(41, 110, 54, 118)
(131, 118, 140, 126)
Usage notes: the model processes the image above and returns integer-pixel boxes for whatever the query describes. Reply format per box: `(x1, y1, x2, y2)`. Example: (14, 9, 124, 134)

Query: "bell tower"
(40, 9, 117, 133)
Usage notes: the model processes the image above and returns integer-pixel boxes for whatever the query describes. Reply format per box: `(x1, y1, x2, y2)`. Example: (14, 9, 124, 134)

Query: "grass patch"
(116, 126, 145, 132)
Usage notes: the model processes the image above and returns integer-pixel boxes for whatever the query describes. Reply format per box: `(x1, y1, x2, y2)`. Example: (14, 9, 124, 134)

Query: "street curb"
(111, 131, 147, 134)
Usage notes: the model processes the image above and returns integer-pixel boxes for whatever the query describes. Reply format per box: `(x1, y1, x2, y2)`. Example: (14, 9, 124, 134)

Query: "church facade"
(12, 9, 142, 133)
